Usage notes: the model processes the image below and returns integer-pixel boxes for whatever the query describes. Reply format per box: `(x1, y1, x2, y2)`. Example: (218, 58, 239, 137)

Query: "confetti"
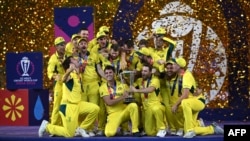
(0, 0, 249, 115)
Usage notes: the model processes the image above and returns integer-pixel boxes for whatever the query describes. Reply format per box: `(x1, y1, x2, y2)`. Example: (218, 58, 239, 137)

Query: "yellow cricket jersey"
(126, 51, 140, 71)
(182, 70, 197, 98)
(154, 48, 168, 59)
(100, 57, 112, 70)
(47, 52, 65, 80)
(87, 38, 97, 52)
(154, 47, 168, 68)
(135, 76, 161, 108)
(99, 81, 129, 114)
(165, 75, 182, 105)
(136, 48, 163, 72)
(65, 42, 74, 57)
(90, 43, 112, 54)
(101, 56, 120, 73)
(148, 47, 155, 53)
(61, 72, 83, 104)
(82, 52, 101, 82)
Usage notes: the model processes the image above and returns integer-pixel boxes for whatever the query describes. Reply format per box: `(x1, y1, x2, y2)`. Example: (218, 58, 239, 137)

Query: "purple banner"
(54, 7, 94, 43)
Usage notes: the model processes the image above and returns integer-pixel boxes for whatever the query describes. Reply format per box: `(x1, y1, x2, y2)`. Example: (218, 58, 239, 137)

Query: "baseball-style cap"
(172, 56, 186, 68)
(71, 34, 81, 40)
(54, 37, 65, 45)
(77, 38, 87, 44)
(155, 27, 166, 35)
(96, 31, 106, 39)
(99, 26, 110, 33)
(165, 60, 174, 65)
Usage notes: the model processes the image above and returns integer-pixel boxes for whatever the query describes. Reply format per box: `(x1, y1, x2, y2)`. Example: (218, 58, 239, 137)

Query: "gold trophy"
(120, 70, 136, 104)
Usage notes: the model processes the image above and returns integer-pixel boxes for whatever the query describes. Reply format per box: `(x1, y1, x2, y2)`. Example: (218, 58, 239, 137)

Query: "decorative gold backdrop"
(0, 0, 250, 109)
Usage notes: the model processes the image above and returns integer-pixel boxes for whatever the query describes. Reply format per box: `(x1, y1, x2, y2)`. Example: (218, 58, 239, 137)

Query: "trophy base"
(124, 97, 135, 104)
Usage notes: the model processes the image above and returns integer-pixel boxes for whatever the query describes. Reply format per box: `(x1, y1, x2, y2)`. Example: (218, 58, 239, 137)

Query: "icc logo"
(16, 56, 35, 77)
(136, 1, 227, 104)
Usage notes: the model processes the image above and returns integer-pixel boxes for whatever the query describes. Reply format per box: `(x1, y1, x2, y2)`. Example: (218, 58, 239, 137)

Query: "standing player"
(47, 37, 67, 126)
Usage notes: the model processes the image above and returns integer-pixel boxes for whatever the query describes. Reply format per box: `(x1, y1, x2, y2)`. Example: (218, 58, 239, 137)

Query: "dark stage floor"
(0, 120, 248, 141)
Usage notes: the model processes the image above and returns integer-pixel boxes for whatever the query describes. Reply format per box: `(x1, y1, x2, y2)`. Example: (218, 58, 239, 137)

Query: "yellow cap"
(155, 27, 166, 35)
(99, 26, 109, 33)
(96, 31, 106, 39)
(71, 34, 81, 40)
(172, 57, 186, 68)
(54, 37, 65, 45)
(77, 38, 87, 44)
(165, 60, 174, 65)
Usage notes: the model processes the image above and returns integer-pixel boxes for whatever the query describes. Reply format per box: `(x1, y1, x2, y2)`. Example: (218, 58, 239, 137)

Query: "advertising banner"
(6, 52, 43, 89)
(0, 89, 49, 126)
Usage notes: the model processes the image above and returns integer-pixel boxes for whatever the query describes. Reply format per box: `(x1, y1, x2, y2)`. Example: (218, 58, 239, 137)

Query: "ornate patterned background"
(0, 0, 249, 112)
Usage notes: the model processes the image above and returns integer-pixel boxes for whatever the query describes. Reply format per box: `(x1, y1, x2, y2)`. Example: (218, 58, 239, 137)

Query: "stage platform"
(2, 120, 246, 141)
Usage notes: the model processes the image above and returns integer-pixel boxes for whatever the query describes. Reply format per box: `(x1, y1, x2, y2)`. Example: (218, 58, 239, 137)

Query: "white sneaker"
(49, 134, 55, 137)
(96, 130, 104, 136)
(76, 127, 90, 138)
(170, 130, 176, 135)
(38, 120, 48, 137)
(88, 131, 95, 137)
(140, 130, 147, 136)
(123, 131, 131, 136)
(183, 131, 196, 138)
(212, 122, 224, 134)
(156, 129, 166, 137)
(176, 129, 184, 136)
(199, 118, 205, 127)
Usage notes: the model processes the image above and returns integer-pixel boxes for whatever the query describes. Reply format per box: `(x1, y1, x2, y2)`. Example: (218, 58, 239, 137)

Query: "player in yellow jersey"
(98, 43, 121, 135)
(80, 31, 109, 136)
(152, 27, 176, 72)
(120, 39, 141, 79)
(88, 25, 115, 52)
(151, 27, 177, 131)
(99, 44, 133, 136)
(47, 37, 67, 126)
(76, 37, 105, 136)
(65, 34, 81, 57)
(170, 56, 224, 138)
(160, 61, 185, 136)
(99, 65, 141, 137)
(39, 56, 100, 138)
(129, 64, 167, 137)
(91, 31, 112, 53)
(100, 44, 121, 76)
